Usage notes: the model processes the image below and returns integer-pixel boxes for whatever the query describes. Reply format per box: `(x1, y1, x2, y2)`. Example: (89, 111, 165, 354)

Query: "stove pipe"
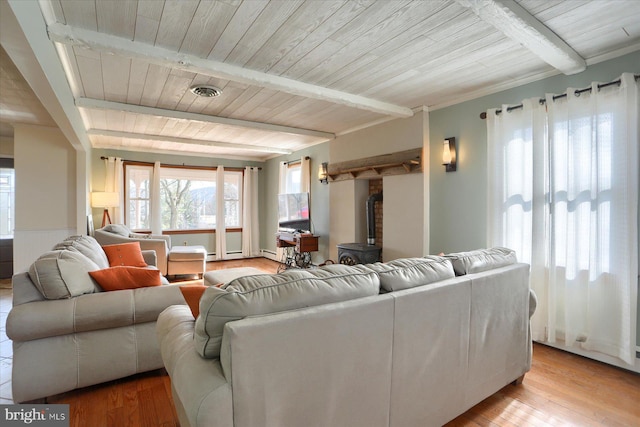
(366, 192, 383, 245)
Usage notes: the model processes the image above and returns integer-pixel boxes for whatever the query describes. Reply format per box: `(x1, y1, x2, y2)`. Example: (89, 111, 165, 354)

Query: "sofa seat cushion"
(54, 235, 110, 269)
(28, 250, 102, 299)
(6, 283, 185, 341)
(445, 247, 517, 276)
(194, 264, 380, 358)
(367, 256, 455, 292)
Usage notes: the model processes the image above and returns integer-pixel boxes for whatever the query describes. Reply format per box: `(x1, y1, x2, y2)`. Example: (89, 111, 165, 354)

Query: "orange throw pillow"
(180, 285, 208, 318)
(89, 266, 162, 291)
(102, 242, 147, 267)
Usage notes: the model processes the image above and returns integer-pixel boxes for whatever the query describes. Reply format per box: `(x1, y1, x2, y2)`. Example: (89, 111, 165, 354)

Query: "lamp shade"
(442, 141, 452, 164)
(318, 162, 328, 183)
(91, 192, 119, 208)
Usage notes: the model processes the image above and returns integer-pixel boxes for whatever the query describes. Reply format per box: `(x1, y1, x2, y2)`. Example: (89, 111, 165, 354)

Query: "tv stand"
(276, 232, 319, 270)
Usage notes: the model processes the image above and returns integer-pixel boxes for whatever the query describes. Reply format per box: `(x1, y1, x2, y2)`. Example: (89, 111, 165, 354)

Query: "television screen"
(278, 192, 310, 232)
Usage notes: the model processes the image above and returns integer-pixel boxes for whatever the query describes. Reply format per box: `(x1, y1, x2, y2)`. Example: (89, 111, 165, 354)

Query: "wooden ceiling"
(1, 0, 639, 160)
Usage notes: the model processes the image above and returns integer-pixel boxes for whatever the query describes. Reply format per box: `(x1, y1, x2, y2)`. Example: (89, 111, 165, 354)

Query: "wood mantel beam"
(327, 148, 422, 182)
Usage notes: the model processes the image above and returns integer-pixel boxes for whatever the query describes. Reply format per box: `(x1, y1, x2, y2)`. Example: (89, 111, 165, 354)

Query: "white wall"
(328, 179, 366, 261)
(13, 124, 76, 271)
(383, 173, 424, 261)
(0, 136, 14, 157)
(329, 113, 428, 261)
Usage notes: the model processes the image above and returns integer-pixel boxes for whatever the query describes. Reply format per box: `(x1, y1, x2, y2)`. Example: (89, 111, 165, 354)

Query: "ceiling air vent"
(190, 84, 223, 98)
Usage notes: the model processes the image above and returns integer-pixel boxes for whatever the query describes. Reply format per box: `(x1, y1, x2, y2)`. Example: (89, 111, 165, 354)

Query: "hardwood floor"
(2, 259, 639, 426)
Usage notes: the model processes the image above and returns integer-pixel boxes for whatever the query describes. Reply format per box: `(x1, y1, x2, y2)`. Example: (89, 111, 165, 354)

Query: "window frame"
(123, 162, 244, 234)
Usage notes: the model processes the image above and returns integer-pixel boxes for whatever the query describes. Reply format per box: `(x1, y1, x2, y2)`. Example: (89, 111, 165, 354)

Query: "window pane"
(0, 168, 15, 239)
(126, 165, 152, 230)
(224, 171, 242, 227)
(285, 164, 301, 194)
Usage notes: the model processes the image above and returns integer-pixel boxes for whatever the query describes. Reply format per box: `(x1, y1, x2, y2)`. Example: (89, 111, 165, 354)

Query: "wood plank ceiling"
(4, 0, 640, 160)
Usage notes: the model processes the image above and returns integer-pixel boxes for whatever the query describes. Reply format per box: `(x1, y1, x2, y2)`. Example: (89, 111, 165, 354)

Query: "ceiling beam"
(76, 98, 334, 140)
(454, 0, 586, 75)
(0, 0, 91, 151)
(48, 23, 414, 118)
(87, 129, 293, 155)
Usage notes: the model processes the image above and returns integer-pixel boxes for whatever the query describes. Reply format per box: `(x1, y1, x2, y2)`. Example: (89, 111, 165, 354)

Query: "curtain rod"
(284, 156, 310, 166)
(100, 156, 261, 170)
(479, 74, 640, 120)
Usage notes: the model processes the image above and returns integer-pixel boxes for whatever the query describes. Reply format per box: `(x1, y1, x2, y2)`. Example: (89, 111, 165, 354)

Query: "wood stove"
(337, 191, 382, 265)
(337, 243, 381, 265)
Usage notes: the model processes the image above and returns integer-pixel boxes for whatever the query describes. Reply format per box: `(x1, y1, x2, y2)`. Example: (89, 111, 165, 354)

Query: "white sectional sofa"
(157, 248, 536, 427)
(7, 235, 185, 403)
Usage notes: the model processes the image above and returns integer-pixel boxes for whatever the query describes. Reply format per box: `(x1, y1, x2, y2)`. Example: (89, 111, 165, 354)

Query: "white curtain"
(300, 156, 311, 193)
(242, 167, 260, 257)
(103, 157, 124, 224)
(486, 98, 548, 342)
(276, 161, 288, 261)
(487, 73, 639, 365)
(278, 161, 288, 194)
(216, 165, 227, 260)
(150, 161, 162, 235)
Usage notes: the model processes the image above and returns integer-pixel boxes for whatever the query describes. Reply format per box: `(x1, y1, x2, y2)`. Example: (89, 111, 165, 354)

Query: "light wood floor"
(2, 259, 639, 426)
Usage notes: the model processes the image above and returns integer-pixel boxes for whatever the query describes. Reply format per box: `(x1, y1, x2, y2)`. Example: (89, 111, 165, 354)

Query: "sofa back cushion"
(445, 247, 517, 276)
(53, 235, 110, 269)
(102, 224, 131, 236)
(28, 250, 101, 299)
(367, 256, 455, 292)
(194, 264, 380, 358)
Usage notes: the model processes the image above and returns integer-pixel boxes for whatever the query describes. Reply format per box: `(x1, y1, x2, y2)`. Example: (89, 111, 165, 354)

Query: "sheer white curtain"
(150, 161, 162, 235)
(216, 165, 227, 260)
(276, 161, 288, 261)
(487, 73, 639, 365)
(544, 73, 638, 364)
(103, 157, 124, 224)
(300, 156, 311, 193)
(242, 167, 260, 257)
(486, 98, 548, 342)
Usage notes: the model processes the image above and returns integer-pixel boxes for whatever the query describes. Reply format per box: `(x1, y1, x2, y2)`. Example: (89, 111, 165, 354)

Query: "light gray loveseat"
(94, 224, 172, 275)
(157, 248, 536, 427)
(7, 235, 185, 403)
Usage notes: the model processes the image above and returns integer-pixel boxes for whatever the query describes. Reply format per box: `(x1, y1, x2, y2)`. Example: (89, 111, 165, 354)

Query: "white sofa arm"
(8, 284, 185, 342)
(157, 306, 233, 427)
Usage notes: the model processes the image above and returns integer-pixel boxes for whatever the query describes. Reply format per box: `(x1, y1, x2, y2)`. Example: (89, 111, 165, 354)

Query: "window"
(0, 163, 15, 239)
(124, 164, 242, 232)
(283, 163, 301, 194)
(223, 171, 242, 227)
(127, 165, 152, 230)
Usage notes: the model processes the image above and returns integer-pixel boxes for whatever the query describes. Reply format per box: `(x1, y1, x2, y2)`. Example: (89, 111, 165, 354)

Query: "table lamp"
(91, 192, 119, 228)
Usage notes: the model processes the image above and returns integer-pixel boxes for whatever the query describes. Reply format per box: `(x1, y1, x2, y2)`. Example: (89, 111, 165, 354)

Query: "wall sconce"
(442, 137, 457, 172)
(318, 162, 329, 184)
(91, 191, 119, 227)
